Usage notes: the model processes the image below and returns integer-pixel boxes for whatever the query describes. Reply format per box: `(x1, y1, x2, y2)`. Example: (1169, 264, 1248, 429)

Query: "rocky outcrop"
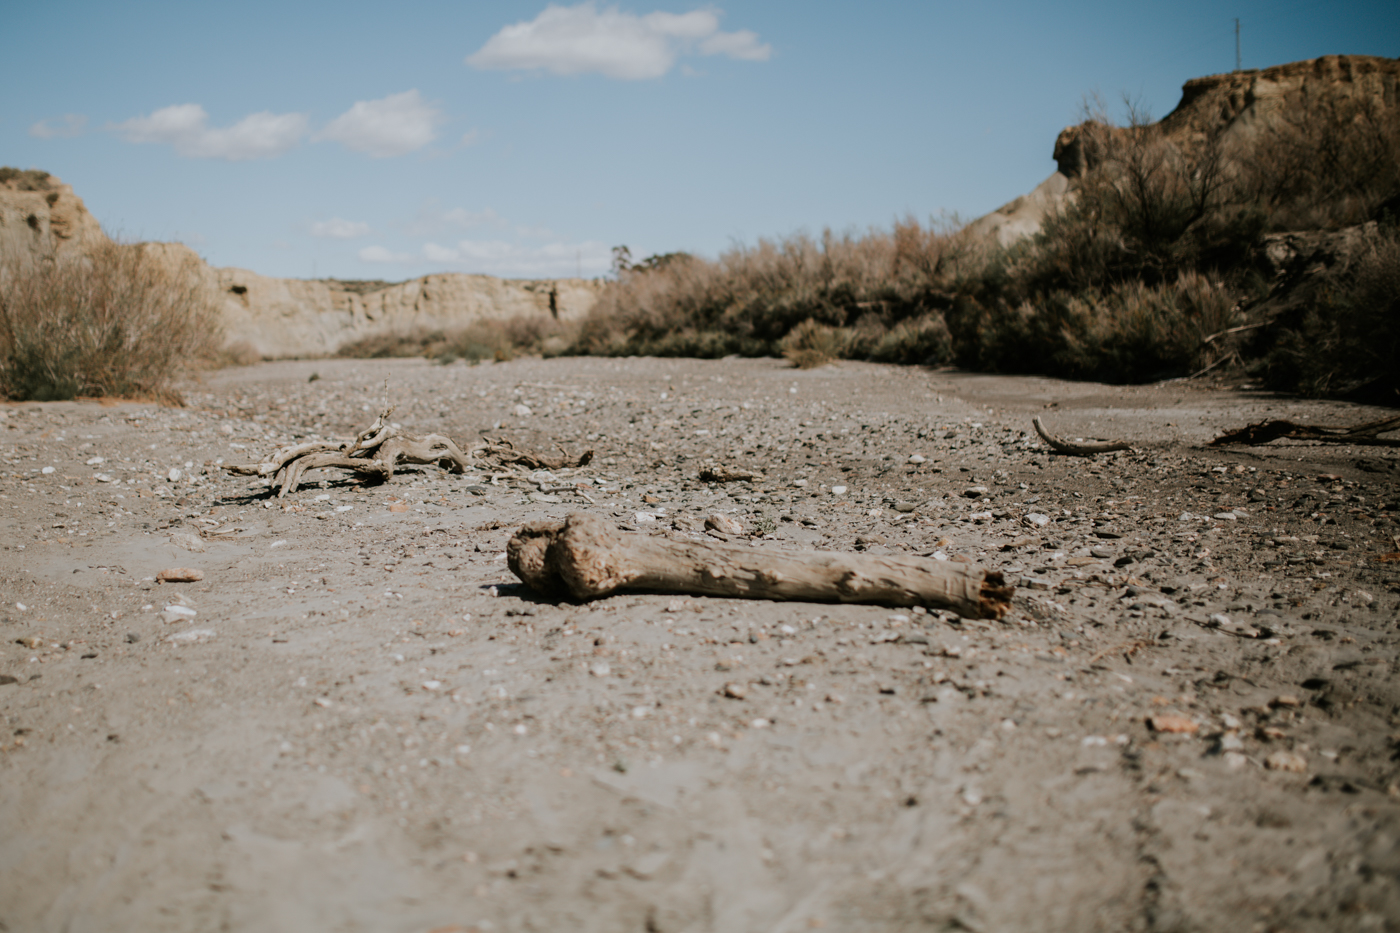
(0, 169, 108, 261)
(2, 169, 602, 359)
(966, 54, 1400, 246)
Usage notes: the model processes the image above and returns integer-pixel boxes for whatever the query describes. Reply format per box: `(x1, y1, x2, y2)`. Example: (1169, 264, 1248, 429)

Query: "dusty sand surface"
(2, 356, 1399, 932)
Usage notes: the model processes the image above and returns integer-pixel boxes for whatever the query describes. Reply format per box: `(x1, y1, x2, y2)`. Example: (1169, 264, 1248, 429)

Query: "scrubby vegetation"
(0, 241, 223, 402)
(570, 76, 1400, 400)
(336, 314, 576, 365)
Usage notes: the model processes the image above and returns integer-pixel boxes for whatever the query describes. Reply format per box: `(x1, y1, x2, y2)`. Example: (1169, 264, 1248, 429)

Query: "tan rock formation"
(2, 170, 602, 360)
(966, 54, 1400, 246)
(0, 169, 109, 261)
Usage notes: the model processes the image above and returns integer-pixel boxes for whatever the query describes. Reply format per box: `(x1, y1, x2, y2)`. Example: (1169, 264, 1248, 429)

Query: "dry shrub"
(335, 314, 575, 365)
(1264, 224, 1400, 399)
(0, 241, 222, 402)
(780, 319, 847, 368)
(573, 219, 969, 360)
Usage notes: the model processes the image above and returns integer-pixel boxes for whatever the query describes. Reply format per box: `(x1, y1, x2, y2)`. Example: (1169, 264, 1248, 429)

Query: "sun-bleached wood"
(509, 512, 1013, 619)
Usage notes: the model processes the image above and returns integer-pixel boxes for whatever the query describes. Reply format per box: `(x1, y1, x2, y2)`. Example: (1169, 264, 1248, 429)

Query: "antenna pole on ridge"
(1234, 18, 1241, 72)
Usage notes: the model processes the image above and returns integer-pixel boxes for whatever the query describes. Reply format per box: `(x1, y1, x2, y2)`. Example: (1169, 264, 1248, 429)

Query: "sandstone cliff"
(1, 170, 602, 359)
(967, 54, 1400, 245)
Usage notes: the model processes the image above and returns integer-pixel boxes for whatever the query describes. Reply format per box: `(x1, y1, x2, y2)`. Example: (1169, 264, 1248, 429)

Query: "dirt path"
(2, 356, 1398, 932)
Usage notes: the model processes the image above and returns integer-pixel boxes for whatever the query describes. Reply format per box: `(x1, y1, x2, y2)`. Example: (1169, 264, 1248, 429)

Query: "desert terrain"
(1, 355, 1398, 931)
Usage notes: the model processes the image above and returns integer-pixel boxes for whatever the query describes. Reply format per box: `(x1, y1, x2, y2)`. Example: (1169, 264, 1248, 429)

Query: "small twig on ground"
(1087, 640, 1152, 665)
(698, 467, 765, 483)
(1032, 416, 1132, 456)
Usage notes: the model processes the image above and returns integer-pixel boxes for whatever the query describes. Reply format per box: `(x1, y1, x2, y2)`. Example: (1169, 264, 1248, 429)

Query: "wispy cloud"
(317, 90, 440, 158)
(359, 238, 609, 277)
(311, 218, 371, 239)
(112, 104, 308, 160)
(467, 3, 772, 80)
(30, 114, 88, 139)
(404, 202, 510, 237)
(358, 245, 415, 263)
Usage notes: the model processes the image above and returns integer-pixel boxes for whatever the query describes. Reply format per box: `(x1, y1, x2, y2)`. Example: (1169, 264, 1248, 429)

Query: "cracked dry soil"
(2, 355, 1399, 932)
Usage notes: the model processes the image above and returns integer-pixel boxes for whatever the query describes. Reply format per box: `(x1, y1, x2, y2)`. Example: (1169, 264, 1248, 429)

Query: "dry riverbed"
(2, 356, 1399, 932)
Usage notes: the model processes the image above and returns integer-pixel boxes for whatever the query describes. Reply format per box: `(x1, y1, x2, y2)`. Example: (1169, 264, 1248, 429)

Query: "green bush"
(0, 241, 222, 402)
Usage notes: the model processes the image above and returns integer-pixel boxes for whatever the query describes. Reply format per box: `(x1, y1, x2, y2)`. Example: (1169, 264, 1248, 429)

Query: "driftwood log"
(508, 512, 1013, 619)
(1032, 416, 1132, 456)
(225, 408, 591, 497)
(1211, 413, 1400, 447)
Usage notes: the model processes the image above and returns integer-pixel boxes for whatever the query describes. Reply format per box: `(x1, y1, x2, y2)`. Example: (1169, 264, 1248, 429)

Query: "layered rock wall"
(1, 172, 602, 359)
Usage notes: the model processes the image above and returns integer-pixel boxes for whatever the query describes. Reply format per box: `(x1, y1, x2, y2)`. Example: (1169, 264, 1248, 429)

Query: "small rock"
(908, 454, 926, 464)
(125, 633, 141, 643)
(722, 682, 748, 700)
(41, 466, 55, 475)
(893, 501, 918, 513)
(792, 479, 808, 488)
(157, 568, 204, 583)
(589, 662, 611, 678)
(167, 468, 182, 482)
(1265, 750, 1308, 772)
(831, 485, 847, 495)
(388, 503, 409, 513)
(705, 514, 745, 536)
(1147, 714, 1199, 734)
(1023, 513, 1050, 527)
(169, 533, 206, 553)
(1270, 694, 1302, 708)
(513, 404, 533, 417)
(167, 628, 215, 644)
(86, 456, 104, 465)
(962, 486, 988, 499)
(162, 605, 198, 623)
(1090, 547, 1113, 559)
(17, 636, 43, 649)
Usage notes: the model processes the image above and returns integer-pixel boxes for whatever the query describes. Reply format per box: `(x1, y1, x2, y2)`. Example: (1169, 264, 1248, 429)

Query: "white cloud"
(420, 238, 611, 276)
(29, 114, 88, 139)
(467, 3, 771, 80)
(359, 245, 415, 263)
(311, 218, 371, 239)
(318, 90, 440, 158)
(112, 104, 307, 160)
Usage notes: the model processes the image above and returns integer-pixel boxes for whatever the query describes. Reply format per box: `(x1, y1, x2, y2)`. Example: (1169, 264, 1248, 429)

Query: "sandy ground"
(2, 355, 1399, 932)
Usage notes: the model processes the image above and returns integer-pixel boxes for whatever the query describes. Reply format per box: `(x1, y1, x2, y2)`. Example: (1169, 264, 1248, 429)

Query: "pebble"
(157, 568, 205, 583)
(169, 533, 206, 553)
(1024, 513, 1050, 527)
(705, 514, 745, 536)
(41, 466, 55, 474)
(962, 487, 988, 499)
(162, 605, 198, 624)
(831, 486, 847, 495)
(1147, 714, 1199, 734)
(513, 404, 533, 417)
(1265, 750, 1308, 772)
(167, 629, 215, 644)
(589, 662, 611, 678)
(894, 501, 918, 513)
(167, 468, 182, 482)
(908, 454, 926, 464)
(722, 682, 748, 700)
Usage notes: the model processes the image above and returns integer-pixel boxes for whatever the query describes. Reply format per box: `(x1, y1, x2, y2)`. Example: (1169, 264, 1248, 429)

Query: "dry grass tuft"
(0, 241, 222, 402)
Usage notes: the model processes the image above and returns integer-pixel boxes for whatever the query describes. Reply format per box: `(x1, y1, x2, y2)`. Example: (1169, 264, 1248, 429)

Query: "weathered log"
(1032, 416, 1132, 456)
(508, 512, 1013, 619)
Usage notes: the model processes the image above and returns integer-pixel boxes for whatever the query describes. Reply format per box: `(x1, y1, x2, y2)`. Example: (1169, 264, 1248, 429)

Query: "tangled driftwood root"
(225, 408, 591, 497)
(1211, 413, 1400, 447)
(508, 511, 1013, 619)
(1032, 416, 1133, 456)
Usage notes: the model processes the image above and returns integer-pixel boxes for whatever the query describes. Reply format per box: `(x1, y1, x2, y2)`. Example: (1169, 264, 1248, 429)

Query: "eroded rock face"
(0, 169, 109, 261)
(1, 172, 602, 359)
(966, 54, 1400, 246)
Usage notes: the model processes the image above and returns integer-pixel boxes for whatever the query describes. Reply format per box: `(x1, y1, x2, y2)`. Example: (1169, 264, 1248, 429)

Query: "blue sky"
(4, 0, 1393, 280)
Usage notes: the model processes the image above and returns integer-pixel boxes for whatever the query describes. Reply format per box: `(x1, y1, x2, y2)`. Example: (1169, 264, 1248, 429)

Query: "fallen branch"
(1210, 413, 1400, 447)
(508, 512, 1013, 619)
(477, 437, 593, 471)
(1032, 416, 1132, 456)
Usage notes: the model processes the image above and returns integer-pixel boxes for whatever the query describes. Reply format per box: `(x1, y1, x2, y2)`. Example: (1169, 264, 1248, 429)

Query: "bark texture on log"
(508, 512, 1013, 619)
